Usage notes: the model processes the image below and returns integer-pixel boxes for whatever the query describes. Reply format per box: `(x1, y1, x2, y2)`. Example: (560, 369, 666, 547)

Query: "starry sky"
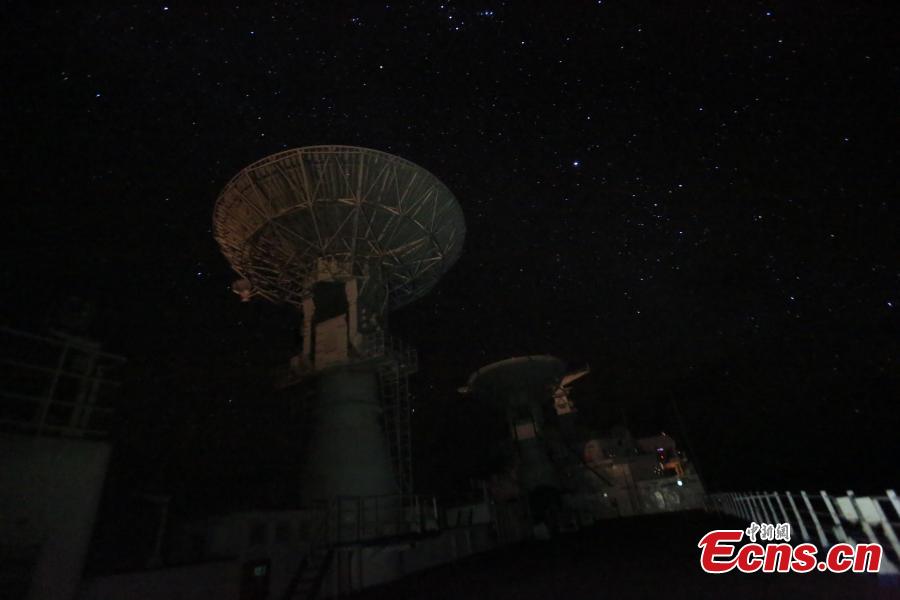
(4, 1, 899, 521)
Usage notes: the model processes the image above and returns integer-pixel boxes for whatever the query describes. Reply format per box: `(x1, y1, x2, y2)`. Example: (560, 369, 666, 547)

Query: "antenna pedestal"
(300, 368, 399, 505)
(515, 437, 560, 490)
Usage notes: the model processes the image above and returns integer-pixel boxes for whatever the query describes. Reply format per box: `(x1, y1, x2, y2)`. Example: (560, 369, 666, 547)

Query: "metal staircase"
(282, 507, 334, 600)
(282, 547, 334, 600)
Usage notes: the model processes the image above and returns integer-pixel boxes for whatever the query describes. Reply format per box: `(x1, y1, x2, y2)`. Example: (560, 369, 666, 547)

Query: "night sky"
(4, 1, 899, 526)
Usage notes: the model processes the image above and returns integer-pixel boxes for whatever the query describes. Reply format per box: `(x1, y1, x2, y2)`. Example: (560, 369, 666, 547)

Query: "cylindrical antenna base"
(299, 367, 399, 504)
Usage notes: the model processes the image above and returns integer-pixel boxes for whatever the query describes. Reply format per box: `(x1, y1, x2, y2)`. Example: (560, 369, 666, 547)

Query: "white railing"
(312, 493, 440, 546)
(0, 326, 124, 437)
(706, 489, 900, 574)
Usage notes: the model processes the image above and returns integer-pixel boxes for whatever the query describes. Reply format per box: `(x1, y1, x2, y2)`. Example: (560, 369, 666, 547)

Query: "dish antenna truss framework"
(213, 145, 465, 314)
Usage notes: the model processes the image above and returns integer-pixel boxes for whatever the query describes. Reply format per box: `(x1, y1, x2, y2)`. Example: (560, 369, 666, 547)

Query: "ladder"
(379, 361, 413, 494)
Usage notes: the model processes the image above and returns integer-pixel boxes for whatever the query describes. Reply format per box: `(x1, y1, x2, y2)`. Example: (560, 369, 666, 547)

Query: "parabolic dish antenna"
(213, 145, 466, 312)
(463, 355, 567, 403)
(462, 355, 569, 494)
(212, 146, 466, 505)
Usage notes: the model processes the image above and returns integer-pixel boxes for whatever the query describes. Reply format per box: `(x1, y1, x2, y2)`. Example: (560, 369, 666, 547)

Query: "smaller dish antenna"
(231, 278, 254, 302)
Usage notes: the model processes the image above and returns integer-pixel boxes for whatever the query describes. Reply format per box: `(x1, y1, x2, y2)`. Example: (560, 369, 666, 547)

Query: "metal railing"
(317, 493, 440, 546)
(706, 489, 900, 574)
(356, 331, 418, 374)
(0, 326, 124, 438)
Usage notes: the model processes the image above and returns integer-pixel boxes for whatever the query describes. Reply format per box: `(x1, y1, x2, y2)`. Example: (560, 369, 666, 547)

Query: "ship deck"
(352, 510, 895, 599)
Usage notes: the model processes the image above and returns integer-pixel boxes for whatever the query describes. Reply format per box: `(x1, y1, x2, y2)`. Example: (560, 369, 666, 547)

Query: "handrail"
(706, 489, 900, 574)
(0, 326, 123, 437)
(279, 494, 440, 599)
(293, 494, 439, 546)
(0, 326, 126, 362)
